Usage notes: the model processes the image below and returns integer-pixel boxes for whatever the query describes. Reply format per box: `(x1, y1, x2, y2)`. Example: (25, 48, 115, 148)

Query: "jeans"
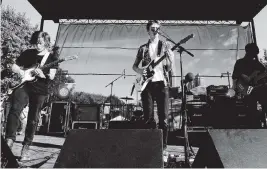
(5, 86, 47, 145)
(141, 81, 169, 147)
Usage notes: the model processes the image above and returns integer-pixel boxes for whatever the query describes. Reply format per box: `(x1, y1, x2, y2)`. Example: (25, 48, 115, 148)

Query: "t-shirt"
(148, 39, 165, 82)
(16, 49, 59, 95)
(232, 57, 265, 80)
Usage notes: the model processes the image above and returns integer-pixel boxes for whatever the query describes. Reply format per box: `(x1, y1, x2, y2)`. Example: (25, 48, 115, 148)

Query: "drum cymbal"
(120, 96, 134, 100)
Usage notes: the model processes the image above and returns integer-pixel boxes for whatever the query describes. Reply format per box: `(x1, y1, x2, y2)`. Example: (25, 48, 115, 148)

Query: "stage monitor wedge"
(192, 129, 267, 168)
(54, 129, 163, 168)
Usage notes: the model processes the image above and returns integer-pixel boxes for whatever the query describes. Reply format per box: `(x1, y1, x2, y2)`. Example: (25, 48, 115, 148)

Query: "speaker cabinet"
(72, 104, 100, 122)
(1, 136, 20, 168)
(54, 129, 163, 168)
(48, 102, 70, 133)
(192, 129, 267, 168)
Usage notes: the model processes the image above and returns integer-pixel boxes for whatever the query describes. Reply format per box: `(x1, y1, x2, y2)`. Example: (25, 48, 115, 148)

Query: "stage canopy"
(55, 23, 253, 97)
(28, 0, 267, 22)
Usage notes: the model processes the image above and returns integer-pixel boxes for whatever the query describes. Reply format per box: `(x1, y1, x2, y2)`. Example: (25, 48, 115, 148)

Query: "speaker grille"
(54, 129, 163, 168)
(73, 104, 100, 121)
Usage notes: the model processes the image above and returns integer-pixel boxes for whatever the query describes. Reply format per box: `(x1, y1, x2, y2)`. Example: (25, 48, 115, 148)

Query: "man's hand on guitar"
(34, 68, 46, 78)
(18, 70, 25, 78)
(137, 68, 145, 76)
(142, 69, 148, 77)
(241, 74, 250, 83)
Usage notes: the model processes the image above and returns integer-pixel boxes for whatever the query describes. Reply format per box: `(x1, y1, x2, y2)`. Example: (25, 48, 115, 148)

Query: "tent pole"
(40, 17, 44, 31)
(251, 19, 257, 45)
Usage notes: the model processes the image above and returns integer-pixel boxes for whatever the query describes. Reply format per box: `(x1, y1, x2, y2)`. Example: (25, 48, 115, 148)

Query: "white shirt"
(149, 39, 165, 82)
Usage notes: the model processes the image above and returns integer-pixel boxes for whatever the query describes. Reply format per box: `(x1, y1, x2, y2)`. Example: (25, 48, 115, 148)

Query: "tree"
(261, 48, 267, 68)
(48, 68, 76, 101)
(1, 6, 38, 67)
(264, 48, 267, 60)
(69, 91, 94, 104)
(1, 6, 38, 93)
(105, 95, 124, 105)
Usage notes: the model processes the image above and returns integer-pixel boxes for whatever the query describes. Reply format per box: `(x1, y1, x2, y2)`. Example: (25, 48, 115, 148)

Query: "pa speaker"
(54, 129, 163, 168)
(1, 136, 20, 168)
(192, 129, 267, 168)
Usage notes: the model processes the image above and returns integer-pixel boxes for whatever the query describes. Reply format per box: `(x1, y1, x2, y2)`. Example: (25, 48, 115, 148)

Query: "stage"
(10, 134, 198, 168)
(11, 135, 64, 168)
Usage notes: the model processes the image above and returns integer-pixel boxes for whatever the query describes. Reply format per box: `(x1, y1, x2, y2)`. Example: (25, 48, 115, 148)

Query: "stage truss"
(59, 19, 239, 25)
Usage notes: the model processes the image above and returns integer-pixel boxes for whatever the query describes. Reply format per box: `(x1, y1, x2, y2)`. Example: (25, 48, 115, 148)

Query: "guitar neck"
(150, 34, 193, 69)
(152, 54, 167, 68)
(40, 59, 64, 70)
(255, 71, 267, 83)
(151, 44, 177, 68)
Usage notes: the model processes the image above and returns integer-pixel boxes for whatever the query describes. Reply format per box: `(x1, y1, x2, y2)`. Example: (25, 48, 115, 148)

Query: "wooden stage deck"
(9, 133, 198, 168)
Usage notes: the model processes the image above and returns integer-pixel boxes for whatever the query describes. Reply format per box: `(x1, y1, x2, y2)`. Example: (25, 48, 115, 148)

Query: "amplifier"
(186, 101, 210, 126)
(72, 104, 100, 122)
(72, 121, 98, 129)
(206, 85, 228, 96)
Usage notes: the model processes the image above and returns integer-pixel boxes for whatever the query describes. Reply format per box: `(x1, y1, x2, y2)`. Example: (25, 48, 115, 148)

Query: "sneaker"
(20, 145, 30, 161)
(16, 131, 23, 135)
(6, 139, 14, 149)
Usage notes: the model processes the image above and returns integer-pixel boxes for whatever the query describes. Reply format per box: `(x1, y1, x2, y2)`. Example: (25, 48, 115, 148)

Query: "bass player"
(232, 43, 267, 127)
(5, 31, 58, 161)
(132, 20, 176, 150)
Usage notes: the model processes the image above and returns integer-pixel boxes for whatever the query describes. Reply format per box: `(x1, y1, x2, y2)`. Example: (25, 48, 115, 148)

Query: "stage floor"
(11, 135, 65, 168)
(10, 134, 198, 168)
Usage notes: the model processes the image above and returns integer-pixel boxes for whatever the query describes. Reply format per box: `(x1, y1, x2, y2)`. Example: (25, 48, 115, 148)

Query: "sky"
(2, 0, 267, 102)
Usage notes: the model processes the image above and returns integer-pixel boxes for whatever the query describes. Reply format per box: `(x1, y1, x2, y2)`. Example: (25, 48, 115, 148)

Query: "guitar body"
(136, 61, 155, 92)
(7, 66, 38, 94)
(132, 34, 194, 93)
(7, 55, 78, 95)
(236, 70, 267, 96)
(236, 78, 254, 96)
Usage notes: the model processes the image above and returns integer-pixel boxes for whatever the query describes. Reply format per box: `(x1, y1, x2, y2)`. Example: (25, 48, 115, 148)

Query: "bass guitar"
(134, 34, 194, 92)
(7, 55, 78, 95)
(236, 70, 267, 96)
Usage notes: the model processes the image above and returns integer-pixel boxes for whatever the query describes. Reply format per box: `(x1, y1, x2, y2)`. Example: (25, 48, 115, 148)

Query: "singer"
(132, 20, 176, 150)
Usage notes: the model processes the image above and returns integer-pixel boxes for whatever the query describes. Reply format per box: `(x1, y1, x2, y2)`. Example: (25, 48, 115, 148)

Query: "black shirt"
(16, 49, 58, 95)
(232, 57, 265, 80)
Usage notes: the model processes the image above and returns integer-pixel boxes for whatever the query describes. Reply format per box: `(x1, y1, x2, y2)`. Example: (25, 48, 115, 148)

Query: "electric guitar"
(236, 70, 267, 96)
(133, 34, 194, 93)
(7, 55, 78, 95)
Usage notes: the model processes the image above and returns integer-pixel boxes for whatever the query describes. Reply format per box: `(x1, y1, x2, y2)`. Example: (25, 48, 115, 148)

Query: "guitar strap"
(158, 40, 171, 86)
(157, 40, 163, 57)
(40, 52, 50, 67)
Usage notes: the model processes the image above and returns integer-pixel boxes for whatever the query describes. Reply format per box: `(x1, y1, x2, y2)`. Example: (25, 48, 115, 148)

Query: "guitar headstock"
(63, 55, 78, 61)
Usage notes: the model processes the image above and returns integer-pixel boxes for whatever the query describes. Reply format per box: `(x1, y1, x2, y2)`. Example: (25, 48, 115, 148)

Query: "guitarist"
(232, 43, 267, 127)
(132, 20, 175, 150)
(5, 31, 58, 161)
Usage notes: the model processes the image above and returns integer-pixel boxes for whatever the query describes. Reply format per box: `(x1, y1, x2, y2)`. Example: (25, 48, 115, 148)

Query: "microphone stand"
(221, 71, 231, 88)
(178, 48, 191, 167)
(105, 70, 125, 115)
(158, 32, 193, 167)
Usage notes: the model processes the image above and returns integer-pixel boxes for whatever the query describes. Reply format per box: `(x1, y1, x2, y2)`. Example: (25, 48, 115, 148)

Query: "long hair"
(30, 31, 51, 49)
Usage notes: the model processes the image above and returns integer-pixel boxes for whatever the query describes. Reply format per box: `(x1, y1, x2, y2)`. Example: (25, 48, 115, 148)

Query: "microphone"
(184, 72, 194, 84)
(130, 84, 135, 96)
